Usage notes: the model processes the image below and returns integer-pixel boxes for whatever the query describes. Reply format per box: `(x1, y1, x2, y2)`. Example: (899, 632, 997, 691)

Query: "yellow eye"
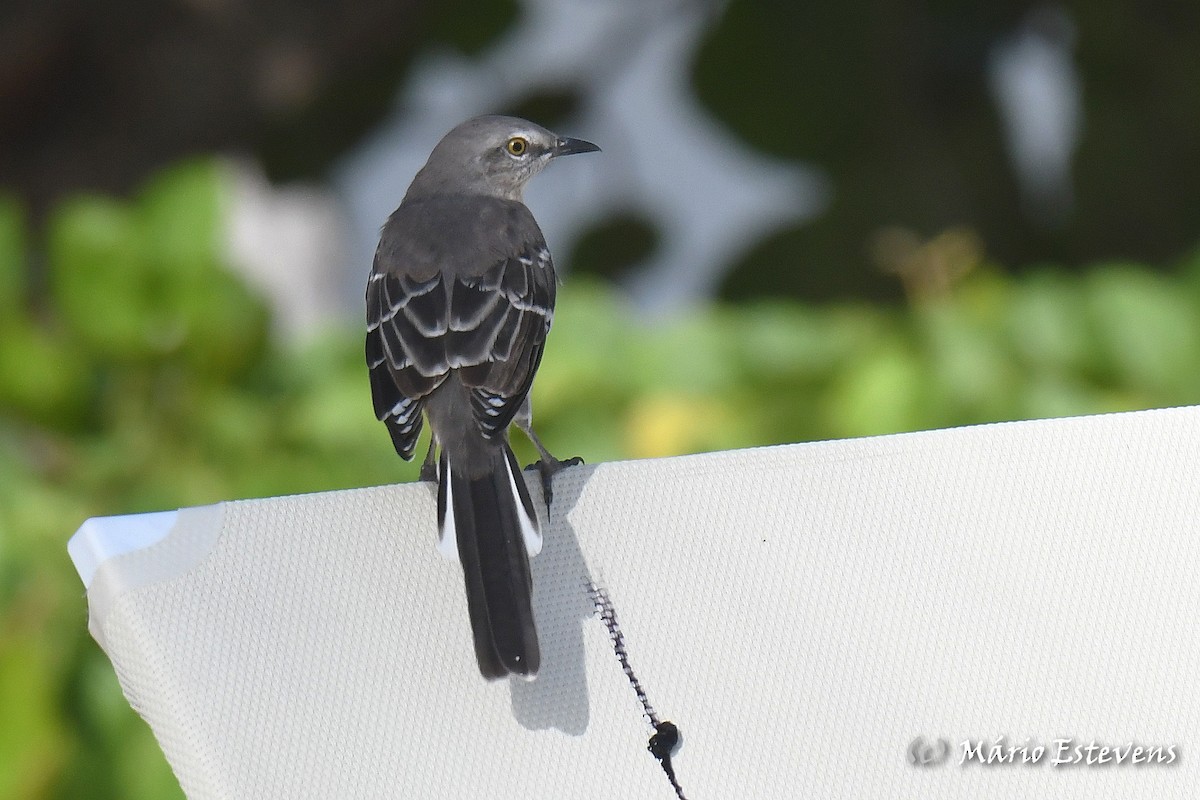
(506, 136, 529, 156)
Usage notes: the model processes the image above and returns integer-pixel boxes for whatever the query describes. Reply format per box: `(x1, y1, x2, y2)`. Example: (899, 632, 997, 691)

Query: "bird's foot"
(525, 455, 584, 507)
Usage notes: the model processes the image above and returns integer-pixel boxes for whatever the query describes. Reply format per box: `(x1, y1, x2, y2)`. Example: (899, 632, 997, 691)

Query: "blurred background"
(2, 0, 1199, 795)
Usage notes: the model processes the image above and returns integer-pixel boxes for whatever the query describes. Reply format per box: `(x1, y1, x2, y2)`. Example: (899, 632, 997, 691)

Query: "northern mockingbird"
(365, 115, 599, 679)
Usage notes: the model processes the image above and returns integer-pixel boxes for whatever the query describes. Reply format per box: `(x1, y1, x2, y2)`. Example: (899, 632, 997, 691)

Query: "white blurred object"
(333, 0, 827, 316)
(222, 159, 350, 339)
(988, 5, 1082, 228)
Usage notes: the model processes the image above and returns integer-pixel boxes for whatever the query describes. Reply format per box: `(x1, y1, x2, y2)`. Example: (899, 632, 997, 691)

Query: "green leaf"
(47, 196, 170, 362)
(734, 301, 848, 379)
(1085, 265, 1200, 398)
(0, 636, 69, 799)
(0, 193, 27, 317)
(177, 266, 269, 378)
(822, 342, 928, 437)
(137, 159, 224, 277)
(1007, 268, 1094, 375)
(918, 303, 1015, 424)
(0, 321, 92, 428)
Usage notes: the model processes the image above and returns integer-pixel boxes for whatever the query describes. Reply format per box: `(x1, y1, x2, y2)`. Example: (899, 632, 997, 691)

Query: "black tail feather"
(439, 446, 540, 679)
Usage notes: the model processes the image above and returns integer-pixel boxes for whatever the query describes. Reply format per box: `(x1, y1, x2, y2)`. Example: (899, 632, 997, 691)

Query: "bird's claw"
(525, 456, 584, 507)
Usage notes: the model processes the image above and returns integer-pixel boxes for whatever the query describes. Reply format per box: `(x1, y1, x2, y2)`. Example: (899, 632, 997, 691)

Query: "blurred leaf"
(177, 266, 269, 378)
(47, 197, 173, 362)
(112, 721, 185, 800)
(1007, 268, 1094, 375)
(533, 280, 632, 415)
(47, 161, 267, 375)
(139, 160, 270, 376)
(917, 303, 1015, 424)
(137, 159, 223, 274)
(734, 301, 848, 379)
(954, 266, 1013, 323)
(0, 321, 93, 428)
(633, 310, 738, 395)
(0, 635, 69, 800)
(822, 342, 927, 437)
(0, 193, 27, 318)
(1017, 374, 1123, 421)
(1085, 265, 1200, 398)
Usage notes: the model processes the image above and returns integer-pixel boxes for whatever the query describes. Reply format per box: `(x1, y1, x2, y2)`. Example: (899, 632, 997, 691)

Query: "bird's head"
(407, 115, 600, 201)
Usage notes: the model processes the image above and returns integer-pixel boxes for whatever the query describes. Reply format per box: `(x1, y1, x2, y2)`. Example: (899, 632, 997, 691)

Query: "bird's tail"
(438, 444, 541, 679)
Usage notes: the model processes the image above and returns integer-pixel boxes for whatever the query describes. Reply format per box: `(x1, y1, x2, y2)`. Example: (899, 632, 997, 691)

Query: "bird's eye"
(506, 136, 529, 156)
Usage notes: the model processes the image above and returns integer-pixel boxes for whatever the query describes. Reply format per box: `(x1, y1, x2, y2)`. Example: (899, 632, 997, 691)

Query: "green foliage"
(47, 161, 268, 377)
(1, 158, 1199, 797)
(0, 194, 26, 320)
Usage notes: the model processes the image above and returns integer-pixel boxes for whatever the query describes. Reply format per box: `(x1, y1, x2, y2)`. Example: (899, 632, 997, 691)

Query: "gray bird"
(366, 115, 599, 679)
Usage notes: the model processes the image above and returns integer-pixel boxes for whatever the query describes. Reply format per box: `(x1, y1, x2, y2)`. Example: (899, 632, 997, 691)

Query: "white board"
(72, 406, 1200, 798)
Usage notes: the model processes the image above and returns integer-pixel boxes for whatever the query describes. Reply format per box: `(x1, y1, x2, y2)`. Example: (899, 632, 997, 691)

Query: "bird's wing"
(366, 197, 555, 458)
(451, 239, 555, 440)
(366, 268, 443, 459)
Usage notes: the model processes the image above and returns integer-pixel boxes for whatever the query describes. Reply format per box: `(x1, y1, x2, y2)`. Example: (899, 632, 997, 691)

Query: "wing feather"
(366, 196, 556, 459)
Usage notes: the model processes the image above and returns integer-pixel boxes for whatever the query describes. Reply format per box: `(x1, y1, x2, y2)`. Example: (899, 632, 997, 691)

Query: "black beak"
(553, 136, 601, 157)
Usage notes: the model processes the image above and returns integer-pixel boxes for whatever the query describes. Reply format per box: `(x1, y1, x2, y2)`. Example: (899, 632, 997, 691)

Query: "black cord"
(589, 582, 688, 800)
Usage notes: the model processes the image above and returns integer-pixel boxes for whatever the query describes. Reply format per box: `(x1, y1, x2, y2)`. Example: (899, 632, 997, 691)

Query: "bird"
(365, 115, 599, 679)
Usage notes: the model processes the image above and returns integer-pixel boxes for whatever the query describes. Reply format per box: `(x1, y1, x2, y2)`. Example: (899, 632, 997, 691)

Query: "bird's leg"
(522, 426, 584, 508)
(418, 436, 439, 484)
(514, 398, 582, 507)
